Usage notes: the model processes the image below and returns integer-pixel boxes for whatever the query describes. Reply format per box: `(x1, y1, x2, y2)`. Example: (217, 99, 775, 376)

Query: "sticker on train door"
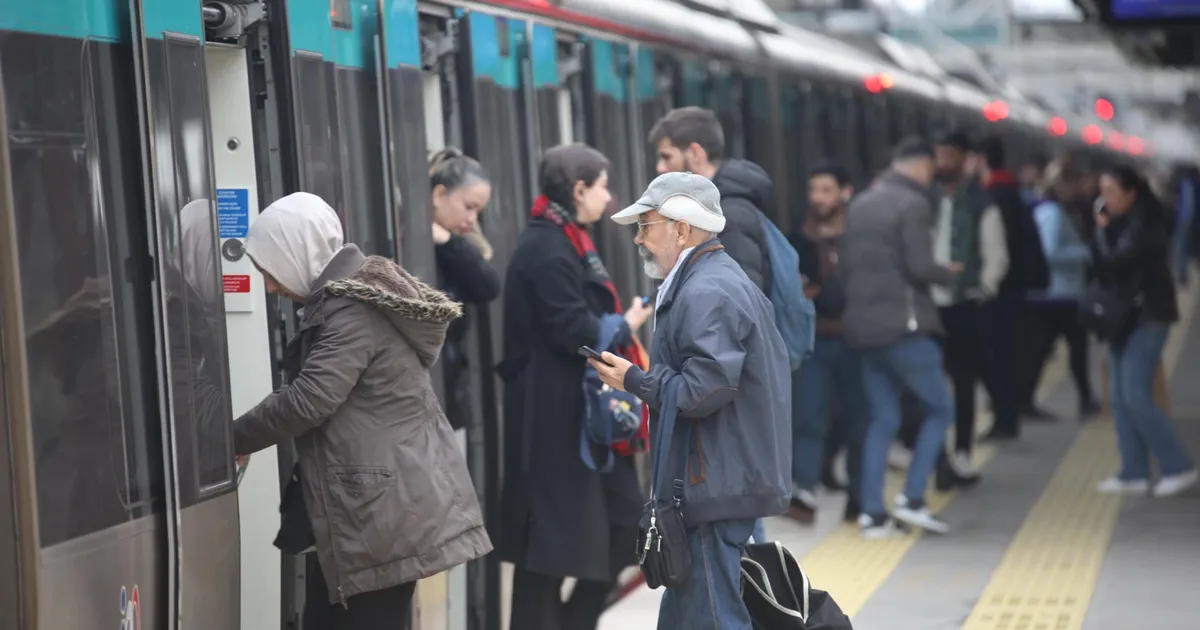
(120, 584, 141, 630)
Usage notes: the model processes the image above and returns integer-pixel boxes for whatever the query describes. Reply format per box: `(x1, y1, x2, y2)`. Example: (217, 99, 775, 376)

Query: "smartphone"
(578, 346, 608, 364)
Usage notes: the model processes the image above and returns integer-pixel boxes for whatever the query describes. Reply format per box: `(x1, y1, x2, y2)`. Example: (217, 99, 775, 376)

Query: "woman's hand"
(433, 222, 452, 245)
(623, 297, 653, 332)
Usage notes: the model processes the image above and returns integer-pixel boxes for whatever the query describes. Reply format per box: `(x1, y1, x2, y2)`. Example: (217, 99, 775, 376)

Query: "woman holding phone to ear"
(1090, 165, 1197, 498)
(497, 144, 652, 629)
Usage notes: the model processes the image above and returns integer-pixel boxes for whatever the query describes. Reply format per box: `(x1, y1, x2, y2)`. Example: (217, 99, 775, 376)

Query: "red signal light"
(1094, 98, 1114, 121)
(983, 100, 1009, 122)
(1082, 125, 1103, 145)
(864, 74, 892, 94)
(1128, 136, 1144, 155)
(1048, 116, 1068, 136)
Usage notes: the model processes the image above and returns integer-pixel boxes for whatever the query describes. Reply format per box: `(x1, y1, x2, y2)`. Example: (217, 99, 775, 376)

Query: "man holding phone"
(587, 172, 791, 630)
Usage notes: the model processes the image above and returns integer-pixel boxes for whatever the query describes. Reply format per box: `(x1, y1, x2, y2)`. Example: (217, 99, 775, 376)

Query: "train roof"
(558, 0, 761, 63)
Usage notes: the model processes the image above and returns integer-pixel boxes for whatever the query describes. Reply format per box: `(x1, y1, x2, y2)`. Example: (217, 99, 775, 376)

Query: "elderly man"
(588, 172, 791, 630)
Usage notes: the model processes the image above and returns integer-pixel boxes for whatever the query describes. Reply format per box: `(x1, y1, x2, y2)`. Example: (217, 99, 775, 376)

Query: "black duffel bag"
(741, 542, 853, 630)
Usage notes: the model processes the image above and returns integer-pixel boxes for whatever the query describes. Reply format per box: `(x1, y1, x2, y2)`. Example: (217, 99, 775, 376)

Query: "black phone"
(578, 346, 608, 363)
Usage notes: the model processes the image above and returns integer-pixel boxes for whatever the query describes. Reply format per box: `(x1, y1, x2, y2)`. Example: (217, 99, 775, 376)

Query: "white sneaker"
(951, 451, 977, 476)
(893, 503, 950, 534)
(1152, 469, 1199, 497)
(858, 513, 908, 540)
(1096, 477, 1150, 495)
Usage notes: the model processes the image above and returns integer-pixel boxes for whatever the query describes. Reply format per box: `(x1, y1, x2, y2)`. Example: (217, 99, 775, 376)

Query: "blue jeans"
(1109, 323, 1195, 480)
(793, 336, 867, 499)
(657, 519, 755, 630)
(859, 336, 955, 516)
(750, 519, 766, 544)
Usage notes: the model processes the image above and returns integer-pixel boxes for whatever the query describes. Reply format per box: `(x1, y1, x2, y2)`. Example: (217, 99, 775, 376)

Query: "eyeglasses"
(636, 219, 669, 234)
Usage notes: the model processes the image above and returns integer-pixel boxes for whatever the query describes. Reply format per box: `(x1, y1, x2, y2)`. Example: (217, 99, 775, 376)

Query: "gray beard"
(643, 259, 665, 280)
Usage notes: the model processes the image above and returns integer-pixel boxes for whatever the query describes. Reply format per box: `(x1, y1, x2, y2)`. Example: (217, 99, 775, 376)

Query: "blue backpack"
(759, 213, 816, 371)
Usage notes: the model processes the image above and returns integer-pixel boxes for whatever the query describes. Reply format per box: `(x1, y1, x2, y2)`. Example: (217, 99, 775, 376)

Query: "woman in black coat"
(429, 148, 501, 430)
(1092, 165, 1196, 498)
(498, 144, 653, 629)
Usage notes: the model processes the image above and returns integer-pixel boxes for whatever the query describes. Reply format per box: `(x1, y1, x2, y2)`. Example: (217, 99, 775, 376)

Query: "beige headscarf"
(244, 192, 344, 298)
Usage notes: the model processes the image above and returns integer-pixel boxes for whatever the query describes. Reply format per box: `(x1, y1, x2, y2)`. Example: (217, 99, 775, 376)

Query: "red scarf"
(983, 169, 1018, 190)
(531, 195, 650, 455)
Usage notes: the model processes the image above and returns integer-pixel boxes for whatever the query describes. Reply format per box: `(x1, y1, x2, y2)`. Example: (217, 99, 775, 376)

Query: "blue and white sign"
(217, 188, 250, 239)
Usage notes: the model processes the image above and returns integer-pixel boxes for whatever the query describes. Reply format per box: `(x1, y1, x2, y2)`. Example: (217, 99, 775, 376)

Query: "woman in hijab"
(498, 144, 653, 630)
(232, 192, 492, 628)
(1090, 166, 1197, 498)
(429, 147, 501, 431)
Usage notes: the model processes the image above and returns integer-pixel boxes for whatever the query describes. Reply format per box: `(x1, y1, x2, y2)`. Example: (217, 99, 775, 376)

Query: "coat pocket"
(325, 465, 399, 569)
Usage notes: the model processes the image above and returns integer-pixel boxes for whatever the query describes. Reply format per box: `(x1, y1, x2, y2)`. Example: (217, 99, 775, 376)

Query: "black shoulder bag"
(637, 375, 692, 589)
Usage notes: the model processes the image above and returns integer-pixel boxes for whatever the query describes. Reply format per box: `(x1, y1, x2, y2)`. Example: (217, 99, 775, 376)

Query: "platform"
(599, 279, 1200, 630)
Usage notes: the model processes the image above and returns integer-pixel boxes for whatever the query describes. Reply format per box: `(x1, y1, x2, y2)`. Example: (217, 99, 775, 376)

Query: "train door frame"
(0, 71, 36, 629)
(129, 1, 242, 627)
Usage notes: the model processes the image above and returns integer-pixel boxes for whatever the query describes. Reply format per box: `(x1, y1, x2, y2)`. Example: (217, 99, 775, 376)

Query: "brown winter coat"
(233, 246, 492, 604)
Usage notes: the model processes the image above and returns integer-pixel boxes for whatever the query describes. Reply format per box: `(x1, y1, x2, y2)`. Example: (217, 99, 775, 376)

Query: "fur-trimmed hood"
(320, 250, 463, 367)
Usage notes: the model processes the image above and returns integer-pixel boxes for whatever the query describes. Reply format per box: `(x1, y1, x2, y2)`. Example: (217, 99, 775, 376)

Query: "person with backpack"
(786, 163, 864, 524)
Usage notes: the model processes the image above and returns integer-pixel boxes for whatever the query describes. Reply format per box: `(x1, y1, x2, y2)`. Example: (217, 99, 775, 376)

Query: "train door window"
(4, 36, 164, 546)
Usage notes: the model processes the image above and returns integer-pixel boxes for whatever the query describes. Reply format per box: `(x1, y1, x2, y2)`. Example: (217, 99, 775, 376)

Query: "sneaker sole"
(894, 511, 950, 535)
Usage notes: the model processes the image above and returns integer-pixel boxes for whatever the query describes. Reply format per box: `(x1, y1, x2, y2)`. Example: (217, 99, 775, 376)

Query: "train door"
(129, 1, 240, 628)
(636, 49, 673, 182)
(581, 36, 649, 304)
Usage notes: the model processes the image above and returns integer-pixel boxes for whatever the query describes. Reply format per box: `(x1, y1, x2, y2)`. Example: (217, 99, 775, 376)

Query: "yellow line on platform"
(961, 275, 1199, 630)
(799, 445, 996, 618)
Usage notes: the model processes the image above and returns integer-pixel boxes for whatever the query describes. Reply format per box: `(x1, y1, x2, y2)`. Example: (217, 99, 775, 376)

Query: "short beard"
(639, 246, 665, 280)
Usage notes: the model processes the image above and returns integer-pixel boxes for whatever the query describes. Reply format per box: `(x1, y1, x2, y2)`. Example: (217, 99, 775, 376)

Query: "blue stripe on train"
(382, 0, 420, 68)
(462, 11, 518, 90)
(530, 23, 558, 89)
(637, 47, 657, 102)
(0, 0, 122, 41)
(589, 38, 627, 103)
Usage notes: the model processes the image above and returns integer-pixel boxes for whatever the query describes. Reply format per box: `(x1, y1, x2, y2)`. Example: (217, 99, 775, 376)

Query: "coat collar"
(656, 238, 725, 314)
(298, 245, 366, 330)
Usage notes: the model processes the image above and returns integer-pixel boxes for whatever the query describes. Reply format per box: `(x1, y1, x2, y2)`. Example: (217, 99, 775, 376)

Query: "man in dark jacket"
(974, 136, 1050, 432)
(648, 106, 772, 293)
(592, 172, 791, 630)
(840, 139, 961, 539)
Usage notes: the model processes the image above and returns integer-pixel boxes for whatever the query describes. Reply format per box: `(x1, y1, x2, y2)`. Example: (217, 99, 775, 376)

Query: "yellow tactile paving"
(800, 445, 997, 617)
(960, 421, 1119, 630)
(962, 276, 1197, 630)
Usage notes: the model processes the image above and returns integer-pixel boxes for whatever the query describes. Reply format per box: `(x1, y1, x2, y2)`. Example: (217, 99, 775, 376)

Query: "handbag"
(636, 375, 692, 590)
(1078, 286, 1140, 345)
(742, 542, 854, 630)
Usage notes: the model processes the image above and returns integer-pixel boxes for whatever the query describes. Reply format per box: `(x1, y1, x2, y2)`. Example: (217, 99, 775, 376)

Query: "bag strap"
(649, 375, 688, 503)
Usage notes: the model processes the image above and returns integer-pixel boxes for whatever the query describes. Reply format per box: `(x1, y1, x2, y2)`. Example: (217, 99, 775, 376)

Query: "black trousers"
(509, 524, 635, 630)
(304, 553, 416, 630)
(939, 303, 986, 453)
(1022, 301, 1093, 407)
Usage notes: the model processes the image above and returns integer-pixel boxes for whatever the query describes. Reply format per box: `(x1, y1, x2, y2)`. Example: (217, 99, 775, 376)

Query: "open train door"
(128, 0, 240, 628)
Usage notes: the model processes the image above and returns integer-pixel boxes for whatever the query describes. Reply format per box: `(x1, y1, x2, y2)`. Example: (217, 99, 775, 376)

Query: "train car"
(0, 1, 1147, 630)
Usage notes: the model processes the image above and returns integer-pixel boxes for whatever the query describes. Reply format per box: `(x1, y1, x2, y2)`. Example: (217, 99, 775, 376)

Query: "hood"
(324, 256, 463, 367)
(711, 159, 773, 209)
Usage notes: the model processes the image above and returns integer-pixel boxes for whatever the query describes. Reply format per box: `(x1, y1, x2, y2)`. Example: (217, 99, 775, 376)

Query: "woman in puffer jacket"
(232, 192, 492, 629)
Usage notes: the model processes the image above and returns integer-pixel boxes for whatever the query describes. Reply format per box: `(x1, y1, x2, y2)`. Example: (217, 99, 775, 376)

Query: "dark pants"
(1023, 301, 1093, 407)
(305, 554, 416, 630)
(980, 295, 1022, 436)
(510, 568, 614, 630)
(939, 302, 986, 452)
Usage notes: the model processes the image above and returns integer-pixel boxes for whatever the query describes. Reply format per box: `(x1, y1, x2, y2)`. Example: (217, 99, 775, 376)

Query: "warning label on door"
(217, 188, 250, 239)
(223, 274, 251, 293)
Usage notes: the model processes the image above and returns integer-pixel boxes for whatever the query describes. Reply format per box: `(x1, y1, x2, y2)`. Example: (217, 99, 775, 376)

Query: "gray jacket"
(840, 171, 956, 349)
(234, 246, 492, 604)
(624, 241, 791, 524)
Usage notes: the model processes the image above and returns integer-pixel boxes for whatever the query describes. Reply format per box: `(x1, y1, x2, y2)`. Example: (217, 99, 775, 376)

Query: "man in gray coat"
(589, 172, 791, 629)
(839, 139, 962, 539)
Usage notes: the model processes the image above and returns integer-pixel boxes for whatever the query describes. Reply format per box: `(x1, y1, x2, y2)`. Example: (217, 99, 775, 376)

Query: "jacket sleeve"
(1093, 214, 1167, 280)
(1035, 202, 1091, 264)
(624, 289, 747, 418)
(435, 234, 502, 303)
(718, 198, 768, 291)
(977, 205, 1010, 299)
(901, 197, 956, 286)
(526, 248, 602, 357)
(233, 306, 376, 455)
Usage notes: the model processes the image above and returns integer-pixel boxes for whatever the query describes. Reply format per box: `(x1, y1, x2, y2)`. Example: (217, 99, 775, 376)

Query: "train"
(0, 1, 1147, 630)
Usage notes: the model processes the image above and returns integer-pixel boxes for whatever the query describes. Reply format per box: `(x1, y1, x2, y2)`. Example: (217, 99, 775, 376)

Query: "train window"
(3, 35, 162, 546)
(161, 38, 235, 503)
(330, 0, 352, 30)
